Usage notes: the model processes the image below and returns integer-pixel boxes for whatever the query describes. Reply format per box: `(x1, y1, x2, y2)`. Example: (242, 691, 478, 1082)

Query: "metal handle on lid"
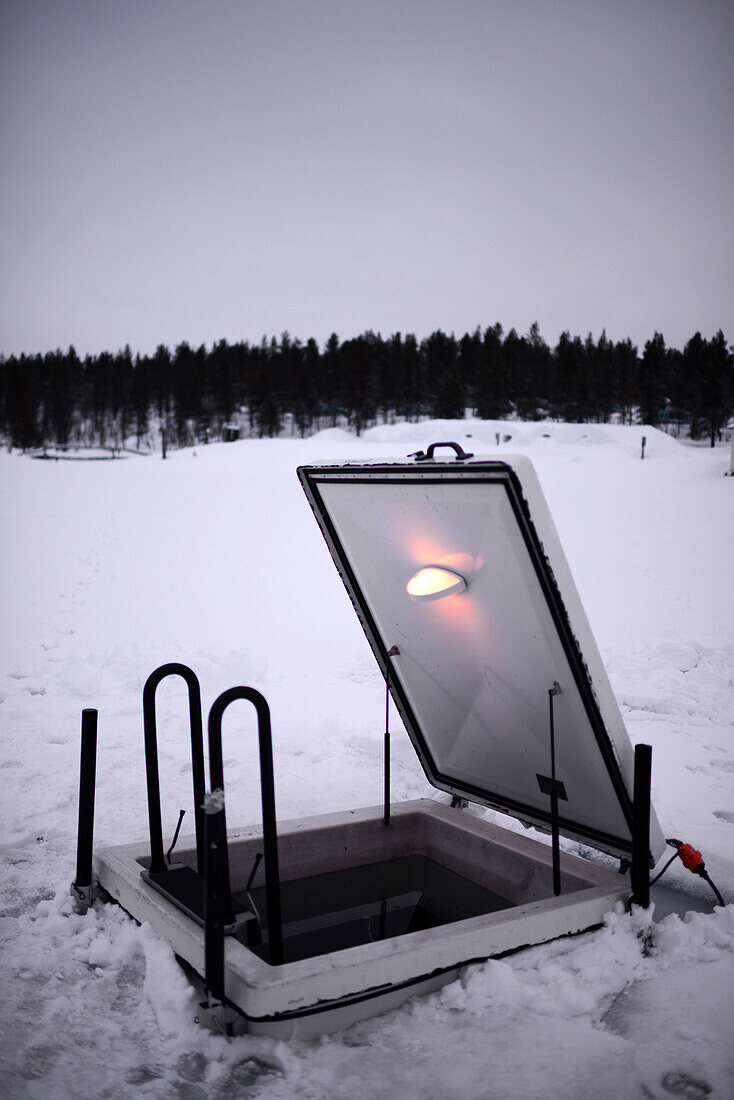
(410, 441, 474, 461)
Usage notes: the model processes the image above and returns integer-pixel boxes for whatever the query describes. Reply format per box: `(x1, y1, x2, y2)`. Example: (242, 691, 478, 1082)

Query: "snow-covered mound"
(1, 421, 732, 1098)
(362, 417, 686, 457)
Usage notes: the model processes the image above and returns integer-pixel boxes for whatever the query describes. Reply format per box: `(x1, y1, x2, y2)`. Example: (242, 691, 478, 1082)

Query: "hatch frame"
(298, 455, 662, 863)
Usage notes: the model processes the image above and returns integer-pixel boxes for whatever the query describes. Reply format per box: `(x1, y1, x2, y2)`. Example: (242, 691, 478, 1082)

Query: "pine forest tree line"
(1, 324, 731, 453)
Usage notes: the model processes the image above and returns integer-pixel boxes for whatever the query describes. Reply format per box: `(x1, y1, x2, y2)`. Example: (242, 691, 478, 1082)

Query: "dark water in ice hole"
(240, 854, 512, 965)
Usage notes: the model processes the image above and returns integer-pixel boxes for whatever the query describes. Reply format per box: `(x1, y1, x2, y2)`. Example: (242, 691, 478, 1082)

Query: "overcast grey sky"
(2, 0, 732, 356)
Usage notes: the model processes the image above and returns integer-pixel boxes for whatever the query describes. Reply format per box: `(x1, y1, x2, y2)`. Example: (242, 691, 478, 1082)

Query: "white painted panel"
(315, 475, 630, 845)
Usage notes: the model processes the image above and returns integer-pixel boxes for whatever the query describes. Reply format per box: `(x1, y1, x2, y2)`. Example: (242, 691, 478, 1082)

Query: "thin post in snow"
(71, 708, 98, 913)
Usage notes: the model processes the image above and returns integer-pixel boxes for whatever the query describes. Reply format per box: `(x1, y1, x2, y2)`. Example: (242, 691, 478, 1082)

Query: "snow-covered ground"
(1, 420, 733, 1099)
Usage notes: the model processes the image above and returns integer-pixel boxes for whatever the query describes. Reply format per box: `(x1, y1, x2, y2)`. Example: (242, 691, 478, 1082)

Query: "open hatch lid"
(298, 448, 664, 864)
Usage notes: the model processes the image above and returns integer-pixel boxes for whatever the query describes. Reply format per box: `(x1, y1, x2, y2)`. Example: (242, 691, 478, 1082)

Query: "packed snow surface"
(1, 420, 733, 1099)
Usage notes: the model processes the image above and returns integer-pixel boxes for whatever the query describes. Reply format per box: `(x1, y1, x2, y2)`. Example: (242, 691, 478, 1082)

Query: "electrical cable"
(166, 808, 186, 864)
(649, 850, 680, 887)
(701, 870, 725, 908)
(650, 837, 727, 908)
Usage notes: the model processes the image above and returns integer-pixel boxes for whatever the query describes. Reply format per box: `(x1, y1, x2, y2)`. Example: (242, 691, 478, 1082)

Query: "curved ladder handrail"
(143, 663, 205, 875)
(208, 687, 284, 966)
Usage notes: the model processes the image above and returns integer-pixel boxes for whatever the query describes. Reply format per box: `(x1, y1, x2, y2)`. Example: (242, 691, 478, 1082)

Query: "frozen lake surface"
(1, 420, 733, 1098)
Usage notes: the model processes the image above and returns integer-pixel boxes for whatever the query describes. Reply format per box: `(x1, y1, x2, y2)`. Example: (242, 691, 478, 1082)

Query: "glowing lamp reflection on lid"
(406, 565, 467, 601)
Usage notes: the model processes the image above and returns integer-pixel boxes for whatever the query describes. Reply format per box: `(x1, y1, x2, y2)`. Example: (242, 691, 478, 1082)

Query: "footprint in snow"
(125, 1064, 164, 1086)
(660, 1069, 711, 1097)
(712, 810, 734, 824)
(19, 1042, 60, 1081)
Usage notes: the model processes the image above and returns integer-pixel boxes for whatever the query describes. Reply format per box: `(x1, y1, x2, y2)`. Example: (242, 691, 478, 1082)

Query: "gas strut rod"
(142, 663, 206, 875)
(536, 683, 567, 897)
(71, 708, 98, 913)
(208, 687, 284, 966)
(383, 646, 400, 828)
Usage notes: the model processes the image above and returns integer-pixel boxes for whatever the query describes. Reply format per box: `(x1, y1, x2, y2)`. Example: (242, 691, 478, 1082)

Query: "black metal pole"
(631, 743, 652, 908)
(72, 708, 98, 912)
(142, 663, 205, 875)
(208, 687, 283, 966)
(203, 790, 226, 1004)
